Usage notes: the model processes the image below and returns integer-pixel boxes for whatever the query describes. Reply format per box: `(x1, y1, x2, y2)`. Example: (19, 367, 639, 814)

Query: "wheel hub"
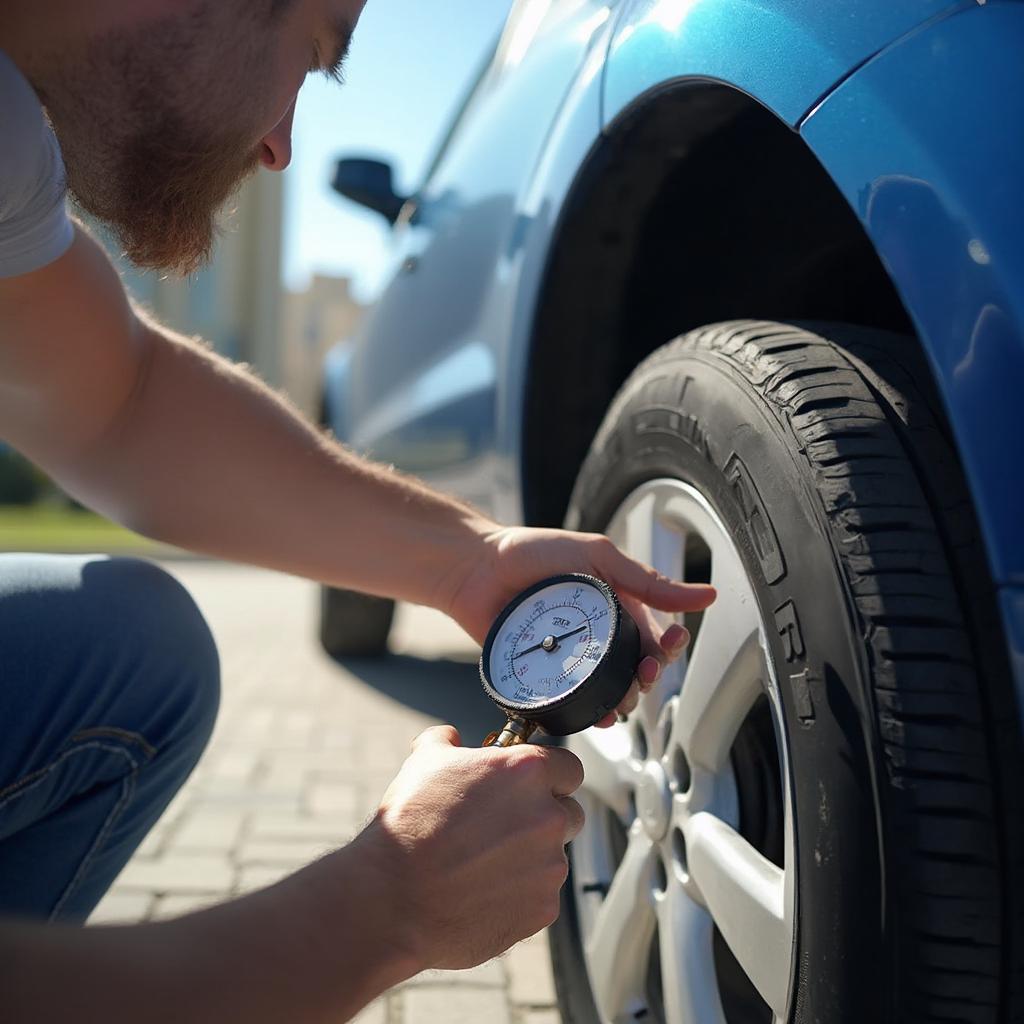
(636, 761, 671, 841)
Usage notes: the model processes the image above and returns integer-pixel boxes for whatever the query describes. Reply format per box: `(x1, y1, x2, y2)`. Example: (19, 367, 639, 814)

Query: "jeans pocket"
(0, 728, 156, 919)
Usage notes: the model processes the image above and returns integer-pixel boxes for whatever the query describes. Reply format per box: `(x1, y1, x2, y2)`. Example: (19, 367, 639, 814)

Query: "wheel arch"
(520, 81, 915, 530)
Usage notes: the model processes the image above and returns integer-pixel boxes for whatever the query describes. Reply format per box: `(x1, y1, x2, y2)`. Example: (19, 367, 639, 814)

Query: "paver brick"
(523, 1011, 563, 1024)
(116, 852, 234, 894)
(236, 864, 292, 894)
(507, 932, 558, 1007)
(405, 959, 504, 988)
(306, 780, 360, 818)
(234, 707, 277, 741)
(88, 889, 153, 926)
(237, 838, 338, 867)
(152, 892, 229, 921)
(275, 709, 317, 746)
(403, 986, 510, 1024)
(249, 812, 350, 843)
(171, 810, 246, 852)
(320, 725, 359, 748)
(189, 787, 301, 813)
(264, 750, 359, 770)
(202, 749, 260, 784)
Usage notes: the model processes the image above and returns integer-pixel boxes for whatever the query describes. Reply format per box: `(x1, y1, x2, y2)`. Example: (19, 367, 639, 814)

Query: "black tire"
(314, 391, 396, 660)
(318, 585, 395, 658)
(550, 321, 1022, 1023)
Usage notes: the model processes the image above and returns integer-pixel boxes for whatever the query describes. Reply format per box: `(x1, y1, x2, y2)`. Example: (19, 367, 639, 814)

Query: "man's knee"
(86, 558, 221, 762)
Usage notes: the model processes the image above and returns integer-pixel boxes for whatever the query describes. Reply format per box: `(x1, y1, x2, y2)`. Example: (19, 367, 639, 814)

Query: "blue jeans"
(0, 554, 220, 923)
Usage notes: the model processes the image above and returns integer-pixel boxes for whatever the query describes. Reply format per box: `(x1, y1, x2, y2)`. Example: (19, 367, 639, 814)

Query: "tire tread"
(654, 320, 1019, 1022)
(553, 319, 1021, 1024)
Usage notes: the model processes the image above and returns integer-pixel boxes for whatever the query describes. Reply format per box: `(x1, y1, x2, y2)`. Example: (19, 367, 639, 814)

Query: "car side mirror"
(331, 158, 407, 224)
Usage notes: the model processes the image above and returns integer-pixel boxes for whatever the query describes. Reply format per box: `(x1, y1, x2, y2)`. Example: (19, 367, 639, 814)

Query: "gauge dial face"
(486, 579, 615, 707)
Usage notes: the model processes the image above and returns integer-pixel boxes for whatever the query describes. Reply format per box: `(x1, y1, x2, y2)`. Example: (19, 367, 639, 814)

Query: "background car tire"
(550, 321, 1022, 1023)
(318, 585, 395, 658)
(314, 392, 397, 659)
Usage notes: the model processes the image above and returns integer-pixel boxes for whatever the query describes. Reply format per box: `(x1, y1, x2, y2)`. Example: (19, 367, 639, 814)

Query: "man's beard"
(63, 113, 261, 277)
(40, 17, 265, 276)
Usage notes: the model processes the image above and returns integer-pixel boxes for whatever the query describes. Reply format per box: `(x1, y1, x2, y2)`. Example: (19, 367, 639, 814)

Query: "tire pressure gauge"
(480, 574, 641, 747)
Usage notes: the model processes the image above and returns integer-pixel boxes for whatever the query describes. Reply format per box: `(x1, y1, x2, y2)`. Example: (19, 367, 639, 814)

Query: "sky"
(282, 0, 515, 297)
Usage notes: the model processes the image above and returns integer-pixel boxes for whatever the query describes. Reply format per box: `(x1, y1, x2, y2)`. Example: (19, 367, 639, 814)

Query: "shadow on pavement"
(332, 652, 500, 745)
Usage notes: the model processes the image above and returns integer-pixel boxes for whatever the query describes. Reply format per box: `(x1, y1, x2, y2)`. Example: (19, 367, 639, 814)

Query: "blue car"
(322, 2, 1024, 1020)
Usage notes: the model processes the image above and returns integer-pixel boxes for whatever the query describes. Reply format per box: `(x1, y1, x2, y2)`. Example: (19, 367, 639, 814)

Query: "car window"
(417, 0, 558, 194)
(493, 0, 553, 72)
(416, 34, 503, 193)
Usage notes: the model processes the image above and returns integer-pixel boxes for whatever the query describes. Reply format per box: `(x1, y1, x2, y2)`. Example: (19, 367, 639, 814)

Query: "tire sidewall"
(561, 345, 887, 1022)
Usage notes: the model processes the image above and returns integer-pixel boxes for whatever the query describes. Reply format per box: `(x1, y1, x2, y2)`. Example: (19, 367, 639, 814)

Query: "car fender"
(491, 7, 619, 525)
(501, 0, 974, 523)
(800, 2, 1024, 591)
(603, 0, 968, 128)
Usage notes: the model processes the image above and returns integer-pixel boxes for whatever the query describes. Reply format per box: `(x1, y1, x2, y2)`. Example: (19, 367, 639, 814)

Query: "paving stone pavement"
(87, 561, 563, 1024)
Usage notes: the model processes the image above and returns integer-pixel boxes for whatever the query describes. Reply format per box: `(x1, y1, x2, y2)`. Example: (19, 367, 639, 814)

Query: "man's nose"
(259, 99, 297, 171)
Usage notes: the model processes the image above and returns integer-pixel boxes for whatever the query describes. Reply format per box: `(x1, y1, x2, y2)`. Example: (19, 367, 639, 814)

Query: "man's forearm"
(2, 842, 418, 1023)
(61, 315, 494, 609)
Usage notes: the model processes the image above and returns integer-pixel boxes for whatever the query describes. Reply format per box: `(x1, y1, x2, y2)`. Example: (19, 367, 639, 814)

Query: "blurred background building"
(112, 174, 365, 420)
(282, 274, 364, 417)
(117, 173, 287, 384)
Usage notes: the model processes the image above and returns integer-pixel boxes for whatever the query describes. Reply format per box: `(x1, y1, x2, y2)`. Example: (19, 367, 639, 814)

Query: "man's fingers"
(660, 623, 690, 654)
(413, 724, 462, 751)
(637, 604, 670, 662)
(616, 591, 693, 698)
(636, 655, 661, 691)
(560, 796, 586, 842)
(636, 622, 693, 690)
(532, 746, 584, 797)
(616, 679, 641, 718)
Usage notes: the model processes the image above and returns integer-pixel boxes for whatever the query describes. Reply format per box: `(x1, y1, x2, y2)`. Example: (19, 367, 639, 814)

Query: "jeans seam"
(71, 726, 157, 760)
(0, 740, 143, 920)
(0, 730, 154, 808)
(49, 748, 140, 921)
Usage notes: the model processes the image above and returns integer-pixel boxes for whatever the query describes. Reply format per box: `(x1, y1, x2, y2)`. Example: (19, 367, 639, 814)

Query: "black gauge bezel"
(479, 573, 641, 737)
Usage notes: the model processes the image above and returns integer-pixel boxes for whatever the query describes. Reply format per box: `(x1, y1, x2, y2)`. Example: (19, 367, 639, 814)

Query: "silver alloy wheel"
(567, 479, 797, 1023)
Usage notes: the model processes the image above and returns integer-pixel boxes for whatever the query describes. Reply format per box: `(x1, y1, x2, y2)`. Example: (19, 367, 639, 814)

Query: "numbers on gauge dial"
(489, 581, 613, 704)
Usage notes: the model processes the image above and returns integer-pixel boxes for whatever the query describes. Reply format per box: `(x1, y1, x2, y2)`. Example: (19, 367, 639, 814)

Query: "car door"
(344, 0, 621, 513)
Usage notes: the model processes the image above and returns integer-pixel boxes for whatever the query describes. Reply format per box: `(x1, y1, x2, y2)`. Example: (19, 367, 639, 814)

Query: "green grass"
(0, 505, 173, 554)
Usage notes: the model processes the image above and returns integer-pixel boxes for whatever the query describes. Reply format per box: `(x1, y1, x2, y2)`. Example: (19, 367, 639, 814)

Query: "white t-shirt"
(0, 50, 74, 278)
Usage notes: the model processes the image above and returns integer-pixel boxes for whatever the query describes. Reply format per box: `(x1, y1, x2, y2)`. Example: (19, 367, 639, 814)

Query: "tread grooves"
(792, 395, 853, 414)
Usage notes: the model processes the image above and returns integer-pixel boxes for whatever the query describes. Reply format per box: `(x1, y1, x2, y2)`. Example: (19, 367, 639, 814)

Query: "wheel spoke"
(609, 490, 685, 584)
(585, 827, 658, 1022)
(638, 659, 682, 756)
(608, 489, 687, 750)
(657, 882, 727, 1024)
(685, 812, 792, 1017)
(650, 513, 685, 585)
(571, 726, 638, 822)
(674, 581, 763, 771)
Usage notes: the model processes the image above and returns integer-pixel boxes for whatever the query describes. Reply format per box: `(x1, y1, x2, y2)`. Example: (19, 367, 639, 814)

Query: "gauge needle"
(514, 625, 588, 659)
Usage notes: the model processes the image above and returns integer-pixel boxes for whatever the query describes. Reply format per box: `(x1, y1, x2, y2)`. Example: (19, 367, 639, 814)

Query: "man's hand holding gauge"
(358, 556, 714, 976)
